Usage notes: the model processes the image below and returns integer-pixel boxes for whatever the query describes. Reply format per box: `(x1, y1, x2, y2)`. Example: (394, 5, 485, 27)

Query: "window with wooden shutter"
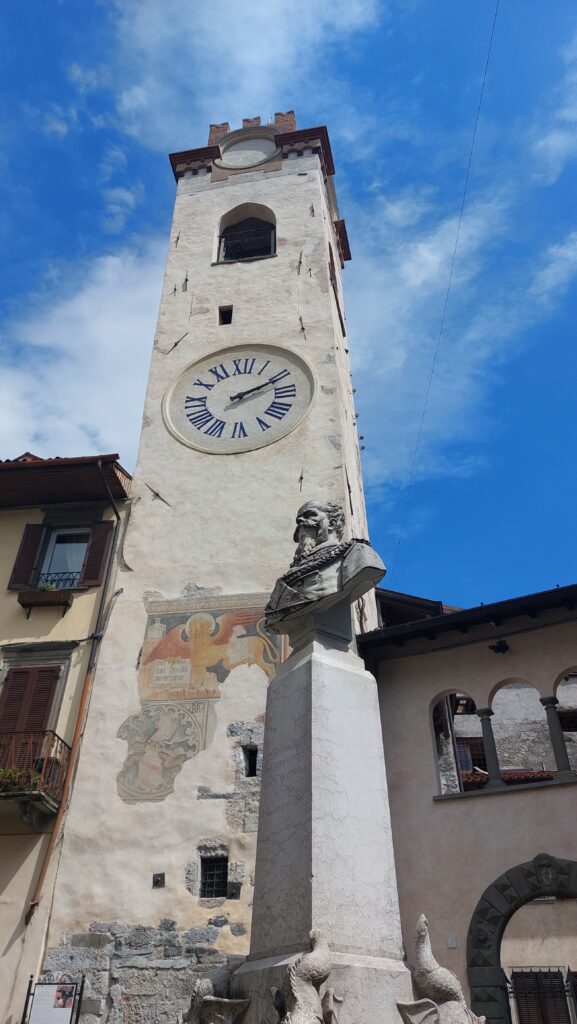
(78, 521, 114, 587)
(512, 970, 571, 1024)
(0, 666, 60, 734)
(8, 525, 47, 589)
(8, 520, 114, 593)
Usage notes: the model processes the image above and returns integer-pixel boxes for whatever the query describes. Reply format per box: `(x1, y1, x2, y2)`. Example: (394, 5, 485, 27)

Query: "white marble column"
(234, 636, 412, 1024)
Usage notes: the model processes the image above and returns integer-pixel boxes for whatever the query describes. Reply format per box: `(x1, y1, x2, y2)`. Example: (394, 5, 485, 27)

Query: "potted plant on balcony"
(0, 766, 42, 793)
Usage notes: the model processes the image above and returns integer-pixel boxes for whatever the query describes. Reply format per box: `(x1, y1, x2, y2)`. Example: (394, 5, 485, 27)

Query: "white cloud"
(41, 104, 78, 138)
(531, 29, 577, 183)
(347, 185, 577, 491)
(83, 0, 381, 146)
(102, 182, 144, 233)
(68, 62, 107, 94)
(528, 230, 577, 302)
(99, 144, 128, 182)
(0, 240, 164, 466)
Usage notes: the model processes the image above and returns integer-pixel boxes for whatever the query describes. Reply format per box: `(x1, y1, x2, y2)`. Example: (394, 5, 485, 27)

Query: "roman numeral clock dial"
(162, 345, 315, 454)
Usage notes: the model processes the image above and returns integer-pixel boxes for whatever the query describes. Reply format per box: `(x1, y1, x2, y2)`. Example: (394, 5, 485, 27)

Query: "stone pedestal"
(233, 637, 412, 1024)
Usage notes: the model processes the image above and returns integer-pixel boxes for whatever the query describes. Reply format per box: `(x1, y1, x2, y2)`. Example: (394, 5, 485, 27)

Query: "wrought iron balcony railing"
(0, 730, 71, 810)
(37, 570, 82, 589)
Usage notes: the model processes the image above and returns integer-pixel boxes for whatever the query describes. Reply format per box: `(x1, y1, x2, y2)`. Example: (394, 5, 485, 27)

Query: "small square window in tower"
(219, 306, 233, 325)
(243, 745, 258, 777)
(200, 856, 229, 899)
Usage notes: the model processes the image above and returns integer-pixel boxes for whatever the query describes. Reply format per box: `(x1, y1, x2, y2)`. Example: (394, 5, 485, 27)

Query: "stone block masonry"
(43, 920, 246, 1024)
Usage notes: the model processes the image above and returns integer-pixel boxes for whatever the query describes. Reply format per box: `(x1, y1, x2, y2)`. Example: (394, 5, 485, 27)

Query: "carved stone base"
(233, 950, 413, 1024)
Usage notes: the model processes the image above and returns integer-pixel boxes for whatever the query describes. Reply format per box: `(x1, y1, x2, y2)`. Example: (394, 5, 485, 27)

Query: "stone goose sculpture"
(397, 915, 485, 1024)
(413, 915, 465, 1004)
(183, 977, 249, 1024)
(271, 931, 335, 1024)
(294, 931, 332, 990)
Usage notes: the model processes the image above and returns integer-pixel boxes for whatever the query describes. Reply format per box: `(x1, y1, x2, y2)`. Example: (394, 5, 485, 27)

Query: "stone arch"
(489, 679, 556, 776)
(487, 676, 536, 707)
(553, 666, 577, 697)
(219, 201, 276, 233)
(216, 202, 276, 262)
(553, 670, 577, 769)
(466, 853, 577, 1024)
(430, 691, 479, 795)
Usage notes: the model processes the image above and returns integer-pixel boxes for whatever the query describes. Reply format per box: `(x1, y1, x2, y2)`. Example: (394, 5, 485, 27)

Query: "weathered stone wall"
(43, 919, 243, 1024)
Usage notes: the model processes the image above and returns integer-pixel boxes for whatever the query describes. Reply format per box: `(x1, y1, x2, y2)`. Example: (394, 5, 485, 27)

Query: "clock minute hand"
(229, 378, 274, 402)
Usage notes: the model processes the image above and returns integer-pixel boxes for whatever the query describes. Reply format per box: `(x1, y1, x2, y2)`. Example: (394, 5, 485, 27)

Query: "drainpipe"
(26, 463, 124, 921)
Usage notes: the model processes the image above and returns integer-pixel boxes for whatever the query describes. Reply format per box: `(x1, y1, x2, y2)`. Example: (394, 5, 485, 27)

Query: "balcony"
(0, 731, 71, 816)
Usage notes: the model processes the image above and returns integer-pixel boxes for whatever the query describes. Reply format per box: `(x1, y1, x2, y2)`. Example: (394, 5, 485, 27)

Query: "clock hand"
(229, 378, 275, 402)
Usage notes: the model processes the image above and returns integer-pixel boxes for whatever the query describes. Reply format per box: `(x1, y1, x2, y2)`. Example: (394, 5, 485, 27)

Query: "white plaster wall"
(47, 150, 372, 952)
(131, 155, 365, 599)
(501, 899, 577, 969)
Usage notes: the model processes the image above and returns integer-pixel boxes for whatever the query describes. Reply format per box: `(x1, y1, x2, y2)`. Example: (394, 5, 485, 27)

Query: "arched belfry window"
(217, 203, 276, 263)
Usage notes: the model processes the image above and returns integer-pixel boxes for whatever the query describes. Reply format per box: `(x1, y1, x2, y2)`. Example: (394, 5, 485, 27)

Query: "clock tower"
(44, 112, 375, 1002)
(145, 111, 367, 593)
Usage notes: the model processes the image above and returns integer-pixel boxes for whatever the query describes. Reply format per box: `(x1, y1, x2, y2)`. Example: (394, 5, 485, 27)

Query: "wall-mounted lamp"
(488, 640, 509, 655)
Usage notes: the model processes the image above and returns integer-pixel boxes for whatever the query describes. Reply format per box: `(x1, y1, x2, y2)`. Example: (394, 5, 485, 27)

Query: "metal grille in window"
(200, 856, 228, 898)
(218, 219, 275, 262)
(455, 738, 487, 773)
(558, 709, 577, 732)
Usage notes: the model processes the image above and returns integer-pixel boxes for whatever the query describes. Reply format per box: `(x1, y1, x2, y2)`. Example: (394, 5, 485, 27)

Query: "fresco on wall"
(117, 593, 281, 803)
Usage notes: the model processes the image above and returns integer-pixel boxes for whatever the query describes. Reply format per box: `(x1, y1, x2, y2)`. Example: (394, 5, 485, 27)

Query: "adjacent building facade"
(361, 586, 577, 1024)
(0, 452, 131, 1022)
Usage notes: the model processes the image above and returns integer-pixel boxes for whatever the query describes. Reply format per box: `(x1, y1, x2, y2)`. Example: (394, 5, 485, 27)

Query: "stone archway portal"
(467, 854, 577, 1024)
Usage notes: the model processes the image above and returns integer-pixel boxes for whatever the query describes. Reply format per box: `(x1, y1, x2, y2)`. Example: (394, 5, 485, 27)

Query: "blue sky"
(1, 1, 577, 608)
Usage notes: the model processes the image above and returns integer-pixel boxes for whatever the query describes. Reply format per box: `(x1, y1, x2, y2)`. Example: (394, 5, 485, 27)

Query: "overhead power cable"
(388, 0, 500, 582)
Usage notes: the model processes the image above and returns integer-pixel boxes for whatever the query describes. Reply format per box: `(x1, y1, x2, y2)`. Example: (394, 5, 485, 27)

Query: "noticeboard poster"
(29, 983, 76, 1024)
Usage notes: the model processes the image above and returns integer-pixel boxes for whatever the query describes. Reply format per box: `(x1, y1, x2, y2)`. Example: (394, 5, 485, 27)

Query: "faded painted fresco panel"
(117, 593, 281, 803)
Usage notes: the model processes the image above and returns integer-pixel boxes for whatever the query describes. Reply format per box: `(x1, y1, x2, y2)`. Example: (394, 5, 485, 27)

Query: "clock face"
(163, 344, 315, 454)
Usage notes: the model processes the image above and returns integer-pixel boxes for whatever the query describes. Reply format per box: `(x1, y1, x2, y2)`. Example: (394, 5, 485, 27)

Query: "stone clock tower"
(43, 113, 376, 1010)
(148, 111, 367, 594)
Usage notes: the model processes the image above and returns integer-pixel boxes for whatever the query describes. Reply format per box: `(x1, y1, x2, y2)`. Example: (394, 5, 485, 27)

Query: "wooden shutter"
(79, 520, 114, 587)
(8, 524, 47, 589)
(0, 668, 31, 733)
(0, 666, 60, 733)
(513, 971, 571, 1024)
(539, 972, 572, 1024)
(24, 667, 61, 731)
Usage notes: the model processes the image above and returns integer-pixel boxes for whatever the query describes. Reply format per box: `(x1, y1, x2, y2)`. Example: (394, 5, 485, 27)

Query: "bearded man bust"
(265, 500, 385, 649)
